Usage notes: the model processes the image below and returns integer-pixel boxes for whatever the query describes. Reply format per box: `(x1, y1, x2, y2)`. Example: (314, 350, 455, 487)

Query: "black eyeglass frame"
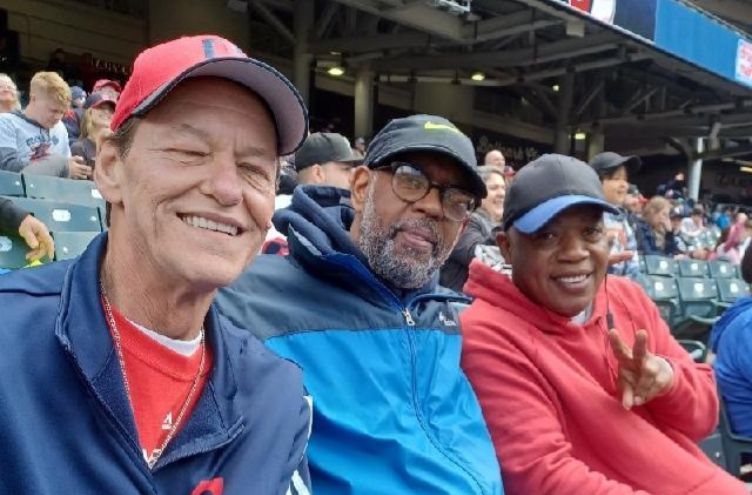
(374, 161, 480, 221)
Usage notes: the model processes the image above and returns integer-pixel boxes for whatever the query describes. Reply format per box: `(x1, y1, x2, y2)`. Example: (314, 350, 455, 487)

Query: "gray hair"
(476, 165, 505, 184)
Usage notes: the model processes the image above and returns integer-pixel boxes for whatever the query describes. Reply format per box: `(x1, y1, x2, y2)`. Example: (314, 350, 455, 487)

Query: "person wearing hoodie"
(217, 114, 504, 495)
(461, 154, 746, 495)
(711, 293, 752, 437)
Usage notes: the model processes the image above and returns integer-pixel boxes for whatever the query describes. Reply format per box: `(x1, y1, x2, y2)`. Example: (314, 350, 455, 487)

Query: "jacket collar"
(55, 233, 244, 470)
(464, 260, 610, 335)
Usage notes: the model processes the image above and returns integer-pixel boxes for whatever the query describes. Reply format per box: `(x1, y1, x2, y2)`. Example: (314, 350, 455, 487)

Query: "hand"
(609, 329, 674, 410)
(608, 251, 634, 266)
(18, 215, 55, 262)
(68, 156, 91, 180)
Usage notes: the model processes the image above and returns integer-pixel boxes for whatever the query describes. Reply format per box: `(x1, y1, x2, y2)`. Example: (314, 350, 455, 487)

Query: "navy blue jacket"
(217, 186, 504, 495)
(0, 234, 312, 494)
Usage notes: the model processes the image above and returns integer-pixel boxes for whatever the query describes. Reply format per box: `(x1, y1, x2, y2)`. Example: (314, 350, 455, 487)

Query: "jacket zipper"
(402, 307, 416, 326)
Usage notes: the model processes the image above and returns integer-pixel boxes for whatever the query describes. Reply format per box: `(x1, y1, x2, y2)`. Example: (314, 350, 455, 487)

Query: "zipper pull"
(402, 308, 415, 327)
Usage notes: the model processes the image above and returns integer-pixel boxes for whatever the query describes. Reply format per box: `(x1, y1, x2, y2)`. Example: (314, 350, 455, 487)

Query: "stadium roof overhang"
(248, 0, 752, 160)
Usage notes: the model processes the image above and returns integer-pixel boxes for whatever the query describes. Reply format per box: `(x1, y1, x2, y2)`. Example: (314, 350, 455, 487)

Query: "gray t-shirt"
(0, 111, 70, 172)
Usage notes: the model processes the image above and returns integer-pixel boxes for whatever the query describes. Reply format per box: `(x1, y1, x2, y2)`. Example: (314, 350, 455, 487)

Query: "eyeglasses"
(375, 161, 478, 222)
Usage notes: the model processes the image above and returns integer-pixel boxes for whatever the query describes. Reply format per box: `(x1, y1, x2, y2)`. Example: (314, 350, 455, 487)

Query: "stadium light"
(471, 71, 486, 82)
(327, 66, 345, 77)
(574, 131, 587, 141)
(552, 84, 560, 92)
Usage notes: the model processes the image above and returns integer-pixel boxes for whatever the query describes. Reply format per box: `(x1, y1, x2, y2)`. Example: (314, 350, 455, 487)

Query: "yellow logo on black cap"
(424, 121, 460, 134)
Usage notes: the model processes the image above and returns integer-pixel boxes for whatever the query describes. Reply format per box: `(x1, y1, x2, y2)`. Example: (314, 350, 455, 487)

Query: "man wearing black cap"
(0, 35, 312, 494)
(461, 154, 745, 494)
(218, 114, 504, 494)
(295, 132, 361, 190)
(590, 151, 642, 278)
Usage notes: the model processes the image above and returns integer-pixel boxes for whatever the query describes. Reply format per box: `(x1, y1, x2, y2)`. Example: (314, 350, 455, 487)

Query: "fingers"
(608, 329, 632, 363)
(18, 216, 54, 261)
(632, 330, 648, 365)
(621, 380, 635, 410)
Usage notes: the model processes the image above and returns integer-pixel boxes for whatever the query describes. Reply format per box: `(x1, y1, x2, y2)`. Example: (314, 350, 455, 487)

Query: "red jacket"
(461, 260, 747, 495)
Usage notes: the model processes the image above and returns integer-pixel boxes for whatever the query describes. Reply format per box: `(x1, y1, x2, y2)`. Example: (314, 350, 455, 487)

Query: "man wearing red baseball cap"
(0, 35, 312, 495)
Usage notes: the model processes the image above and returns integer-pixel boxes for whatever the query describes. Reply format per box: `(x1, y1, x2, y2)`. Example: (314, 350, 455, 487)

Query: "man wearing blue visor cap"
(460, 154, 745, 494)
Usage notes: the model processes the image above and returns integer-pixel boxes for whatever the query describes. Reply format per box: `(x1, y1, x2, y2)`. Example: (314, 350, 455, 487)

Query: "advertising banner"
(736, 39, 752, 88)
(555, 0, 658, 41)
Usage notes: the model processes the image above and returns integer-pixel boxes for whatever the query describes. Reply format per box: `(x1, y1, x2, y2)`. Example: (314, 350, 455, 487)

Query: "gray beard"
(358, 183, 455, 289)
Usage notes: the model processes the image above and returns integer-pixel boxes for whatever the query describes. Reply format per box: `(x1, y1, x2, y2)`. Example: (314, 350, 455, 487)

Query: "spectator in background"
(0, 196, 55, 262)
(635, 196, 683, 257)
(713, 213, 749, 265)
(0, 34, 312, 494)
(589, 151, 641, 278)
(294, 132, 361, 190)
(462, 154, 748, 494)
(0, 72, 90, 179)
(92, 79, 122, 100)
(502, 164, 516, 185)
(218, 114, 503, 495)
(624, 184, 644, 217)
(70, 92, 116, 168)
(0, 74, 20, 113)
(62, 85, 87, 143)
(484, 148, 505, 167)
(681, 206, 706, 244)
(441, 165, 505, 292)
(716, 205, 734, 230)
(353, 136, 366, 158)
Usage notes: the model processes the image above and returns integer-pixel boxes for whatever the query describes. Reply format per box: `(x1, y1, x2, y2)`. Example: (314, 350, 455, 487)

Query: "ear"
(349, 166, 372, 214)
(310, 164, 325, 184)
(94, 135, 124, 207)
(496, 230, 512, 261)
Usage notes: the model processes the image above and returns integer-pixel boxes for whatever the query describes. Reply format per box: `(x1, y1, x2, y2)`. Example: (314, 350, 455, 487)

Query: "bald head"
(484, 149, 505, 167)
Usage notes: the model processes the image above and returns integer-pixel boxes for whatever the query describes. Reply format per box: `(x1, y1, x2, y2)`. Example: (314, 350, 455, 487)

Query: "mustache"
(389, 218, 442, 254)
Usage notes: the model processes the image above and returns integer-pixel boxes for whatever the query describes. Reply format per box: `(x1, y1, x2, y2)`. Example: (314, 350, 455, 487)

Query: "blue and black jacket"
(217, 185, 504, 495)
(0, 234, 312, 494)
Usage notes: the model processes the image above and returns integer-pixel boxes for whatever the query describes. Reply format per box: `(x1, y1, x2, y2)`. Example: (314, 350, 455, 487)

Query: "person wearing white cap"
(0, 35, 312, 494)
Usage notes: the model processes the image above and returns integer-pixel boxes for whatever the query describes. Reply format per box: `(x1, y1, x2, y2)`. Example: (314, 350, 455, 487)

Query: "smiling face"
(98, 77, 278, 291)
(499, 204, 609, 317)
(350, 151, 472, 289)
(601, 165, 628, 206)
(480, 172, 505, 223)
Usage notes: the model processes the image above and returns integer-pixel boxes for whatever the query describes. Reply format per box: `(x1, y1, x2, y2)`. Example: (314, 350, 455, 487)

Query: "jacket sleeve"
(448, 221, 488, 267)
(284, 394, 313, 495)
(461, 320, 653, 495)
(0, 117, 26, 172)
(637, 290, 719, 440)
(0, 196, 28, 235)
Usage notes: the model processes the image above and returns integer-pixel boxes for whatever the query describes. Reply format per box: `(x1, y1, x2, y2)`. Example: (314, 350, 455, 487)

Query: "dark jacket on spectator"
(635, 218, 682, 256)
(70, 137, 96, 167)
(440, 209, 497, 292)
(0, 196, 27, 234)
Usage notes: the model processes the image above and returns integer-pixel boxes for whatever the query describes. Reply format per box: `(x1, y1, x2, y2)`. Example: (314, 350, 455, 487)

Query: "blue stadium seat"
(0, 170, 24, 197)
(677, 259, 709, 278)
(719, 395, 752, 478)
(0, 234, 31, 269)
(5, 197, 102, 232)
(709, 260, 737, 279)
(636, 274, 680, 326)
(716, 278, 751, 308)
(643, 255, 677, 277)
(673, 277, 719, 341)
(23, 175, 105, 209)
(53, 231, 99, 260)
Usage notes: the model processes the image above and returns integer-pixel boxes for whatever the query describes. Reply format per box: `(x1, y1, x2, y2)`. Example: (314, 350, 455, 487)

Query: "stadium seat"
(53, 231, 99, 260)
(710, 260, 737, 279)
(699, 430, 727, 470)
(677, 259, 709, 278)
(715, 278, 750, 310)
(636, 275, 680, 326)
(643, 255, 677, 277)
(23, 174, 105, 209)
(673, 277, 720, 341)
(5, 197, 102, 232)
(719, 396, 752, 478)
(0, 170, 24, 196)
(677, 339, 708, 363)
(0, 234, 31, 269)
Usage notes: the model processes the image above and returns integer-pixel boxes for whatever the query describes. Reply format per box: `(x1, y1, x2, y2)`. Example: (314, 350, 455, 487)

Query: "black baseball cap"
(364, 114, 487, 199)
(503, 154, 619, 233)
(589, 151, 641, 175)
(294, 132, 361, 171)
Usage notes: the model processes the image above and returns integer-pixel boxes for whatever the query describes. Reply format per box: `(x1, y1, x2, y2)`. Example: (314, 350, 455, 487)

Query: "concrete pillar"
(354, 67, 375, 139)
(586, 125, 605, 161)
(688, 138, 703, 201)
(293, 0, 314, 104)
(554, 72, 575, 154)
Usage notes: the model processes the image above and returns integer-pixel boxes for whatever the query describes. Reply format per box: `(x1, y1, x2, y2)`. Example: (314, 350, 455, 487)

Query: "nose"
(411, 186, 444, 219)
(202, 153, 243, 206)
(557, 231, 589, 263)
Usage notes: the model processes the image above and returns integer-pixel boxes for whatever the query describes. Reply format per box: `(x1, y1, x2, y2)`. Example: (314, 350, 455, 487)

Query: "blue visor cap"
(513, 194, 619, 234)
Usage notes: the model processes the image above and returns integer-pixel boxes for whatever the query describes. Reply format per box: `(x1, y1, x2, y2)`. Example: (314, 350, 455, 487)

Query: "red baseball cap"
(111, 34, 308, 155)
(84, 92, 117, 110)
(93, 79, 123, 94)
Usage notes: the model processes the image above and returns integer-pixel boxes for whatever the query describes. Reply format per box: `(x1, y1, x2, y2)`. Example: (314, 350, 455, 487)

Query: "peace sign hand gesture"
(609, 329, 674, 410)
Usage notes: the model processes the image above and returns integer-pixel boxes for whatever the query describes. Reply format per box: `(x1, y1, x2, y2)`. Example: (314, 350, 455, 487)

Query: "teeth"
(558, 274, 588, 283)
(182, 215, 238, 236)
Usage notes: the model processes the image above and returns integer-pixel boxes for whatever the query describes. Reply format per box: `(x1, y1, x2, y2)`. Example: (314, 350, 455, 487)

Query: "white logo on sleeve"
(161, 412, 173, 430)
(439, 311, 457, 327)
